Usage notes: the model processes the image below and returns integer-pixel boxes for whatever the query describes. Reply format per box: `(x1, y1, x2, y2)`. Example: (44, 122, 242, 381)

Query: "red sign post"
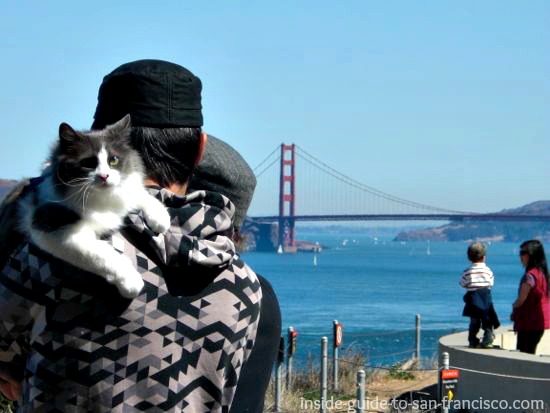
(332, 320, 343, 391)
(334, 322, 343, 348)
(287, 327, 298, 390)
(288, 327, 298, 356)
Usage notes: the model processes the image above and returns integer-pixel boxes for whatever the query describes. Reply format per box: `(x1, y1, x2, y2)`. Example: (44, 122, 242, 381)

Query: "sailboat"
(426, 241, 431, 256)
(315, 241, 322, 252)
(313, 242, 320, 266)
(277, 245, 284, 254)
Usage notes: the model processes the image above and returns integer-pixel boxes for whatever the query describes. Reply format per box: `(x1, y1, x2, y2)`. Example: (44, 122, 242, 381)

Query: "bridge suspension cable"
(250, 143, 550, 221)
(253, 145, 280, 174)
(255, 156, 280, 179)
(294, 145, 471, 215)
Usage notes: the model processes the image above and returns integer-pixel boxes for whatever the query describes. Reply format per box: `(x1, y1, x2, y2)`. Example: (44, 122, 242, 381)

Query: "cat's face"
(54, 115, 143, 196)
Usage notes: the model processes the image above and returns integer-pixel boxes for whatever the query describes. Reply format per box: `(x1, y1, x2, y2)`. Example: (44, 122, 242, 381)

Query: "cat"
(16, 114, 170, 298)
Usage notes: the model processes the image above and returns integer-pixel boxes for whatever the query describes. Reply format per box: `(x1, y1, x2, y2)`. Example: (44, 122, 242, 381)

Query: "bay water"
(242, 230, 523, 367)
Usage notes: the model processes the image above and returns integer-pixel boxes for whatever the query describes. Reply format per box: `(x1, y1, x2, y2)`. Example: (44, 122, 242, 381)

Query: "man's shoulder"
(230, 255, 259, 278)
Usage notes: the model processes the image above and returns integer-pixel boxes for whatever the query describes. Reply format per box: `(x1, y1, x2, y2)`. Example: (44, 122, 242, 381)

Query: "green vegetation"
(388, 362, 416, 381)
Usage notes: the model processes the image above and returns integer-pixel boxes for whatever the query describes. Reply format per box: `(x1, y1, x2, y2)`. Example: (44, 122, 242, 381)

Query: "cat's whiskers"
(72, 182, 90, 209)
(81, 182, 93, 214)
(55, 169, 89, 188)
(46, 183, 88, 205)
(64, 178, 90, 187)
(51, 170, 97, 211)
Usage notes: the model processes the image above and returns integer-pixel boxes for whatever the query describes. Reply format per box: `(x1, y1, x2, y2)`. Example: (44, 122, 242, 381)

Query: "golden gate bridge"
(250, 144, 550, 251)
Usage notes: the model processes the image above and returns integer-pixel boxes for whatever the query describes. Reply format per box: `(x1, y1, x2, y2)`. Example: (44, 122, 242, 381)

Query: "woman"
(189, 135, 282, 413)
(512, 240, 550, 354)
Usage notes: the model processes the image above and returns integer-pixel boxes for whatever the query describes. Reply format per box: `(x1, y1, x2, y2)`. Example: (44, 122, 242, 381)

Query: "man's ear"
(194, 132, 208, 166)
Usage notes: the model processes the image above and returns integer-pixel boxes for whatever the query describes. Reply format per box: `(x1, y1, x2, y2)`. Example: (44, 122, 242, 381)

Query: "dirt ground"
(362, 371, 438, 412)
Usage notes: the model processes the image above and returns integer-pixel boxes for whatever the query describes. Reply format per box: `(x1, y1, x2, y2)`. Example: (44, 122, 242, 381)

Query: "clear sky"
(1, 1, 548, 214)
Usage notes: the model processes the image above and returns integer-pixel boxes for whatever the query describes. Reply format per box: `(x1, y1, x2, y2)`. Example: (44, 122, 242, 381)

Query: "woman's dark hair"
(131, 127, 201, 187)
(520, 239, 549, 295)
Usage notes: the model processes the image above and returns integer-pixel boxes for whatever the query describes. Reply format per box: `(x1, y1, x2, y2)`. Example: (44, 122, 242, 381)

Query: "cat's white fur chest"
(76, 172, 145, 234)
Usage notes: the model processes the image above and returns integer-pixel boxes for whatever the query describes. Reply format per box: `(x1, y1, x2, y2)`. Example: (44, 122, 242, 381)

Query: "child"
(460, 242, 500, 348)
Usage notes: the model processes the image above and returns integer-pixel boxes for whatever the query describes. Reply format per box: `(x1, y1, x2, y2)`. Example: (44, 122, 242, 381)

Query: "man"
(0, 60, 262, 412)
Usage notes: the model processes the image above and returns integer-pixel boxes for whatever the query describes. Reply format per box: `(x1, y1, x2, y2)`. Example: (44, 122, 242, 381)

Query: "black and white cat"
(18, 115, 170, 298)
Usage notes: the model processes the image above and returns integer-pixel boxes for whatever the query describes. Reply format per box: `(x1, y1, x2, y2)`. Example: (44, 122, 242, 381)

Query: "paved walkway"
(438, 326, 550, 413)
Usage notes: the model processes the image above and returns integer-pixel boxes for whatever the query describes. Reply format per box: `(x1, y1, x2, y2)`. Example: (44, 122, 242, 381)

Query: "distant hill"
(0, 179, 17, 201)
(500, 200, 550, 215)
(395, 201, 550, 242)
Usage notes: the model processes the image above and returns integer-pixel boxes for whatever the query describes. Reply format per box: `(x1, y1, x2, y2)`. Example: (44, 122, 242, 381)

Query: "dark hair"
(130, 127, 201, 187)
(520, 239, 550, 295)
(467, 242, 486, 262)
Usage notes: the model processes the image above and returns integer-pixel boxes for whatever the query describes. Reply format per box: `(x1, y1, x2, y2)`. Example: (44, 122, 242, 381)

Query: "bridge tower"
(278, 144, 297, 252)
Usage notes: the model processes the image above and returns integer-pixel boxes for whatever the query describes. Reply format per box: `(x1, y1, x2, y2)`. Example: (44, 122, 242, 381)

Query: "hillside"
(395, 201, 550, 242)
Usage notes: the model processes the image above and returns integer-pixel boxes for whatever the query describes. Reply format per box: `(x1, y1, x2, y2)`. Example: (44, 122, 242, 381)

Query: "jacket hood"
(124, 187, 236, 269)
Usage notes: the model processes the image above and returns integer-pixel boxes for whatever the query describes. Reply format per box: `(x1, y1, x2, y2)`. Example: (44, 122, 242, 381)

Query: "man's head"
(92, 59, 206, 189)
(467, 241, 486, 263)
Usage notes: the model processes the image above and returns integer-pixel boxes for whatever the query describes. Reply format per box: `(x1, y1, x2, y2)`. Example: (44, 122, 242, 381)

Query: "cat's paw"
(105, 264, 144, 298)
(143, 205, 171, 234)
(112, 271, 144, 298)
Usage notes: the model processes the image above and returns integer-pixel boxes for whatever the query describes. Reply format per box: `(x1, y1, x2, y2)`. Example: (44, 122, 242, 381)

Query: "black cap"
(92, 59, 203, 129)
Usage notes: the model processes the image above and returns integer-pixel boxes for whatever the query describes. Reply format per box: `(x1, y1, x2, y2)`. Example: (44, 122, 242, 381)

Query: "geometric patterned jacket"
(0, 188, 262, 412)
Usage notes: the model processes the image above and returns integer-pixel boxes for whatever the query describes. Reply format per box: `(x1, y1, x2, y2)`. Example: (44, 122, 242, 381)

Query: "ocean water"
(242, 231, 523, 367)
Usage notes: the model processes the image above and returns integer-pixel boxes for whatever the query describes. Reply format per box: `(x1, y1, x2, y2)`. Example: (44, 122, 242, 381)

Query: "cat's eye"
(79, 157, 98, 169)
(109, 156, 120, 166)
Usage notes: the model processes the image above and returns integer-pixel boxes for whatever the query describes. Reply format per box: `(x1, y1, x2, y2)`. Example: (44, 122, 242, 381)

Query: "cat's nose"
(98, 174, 109, 182)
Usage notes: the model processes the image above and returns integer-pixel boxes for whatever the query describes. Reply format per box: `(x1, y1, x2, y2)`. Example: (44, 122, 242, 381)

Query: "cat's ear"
(111, 114, 132, 133)
(108, 114, 132, 143)
(59, 122, 78, 150)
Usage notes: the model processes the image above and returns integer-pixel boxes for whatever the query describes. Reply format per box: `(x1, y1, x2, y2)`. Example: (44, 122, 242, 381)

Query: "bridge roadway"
(251, 214, 550, 222)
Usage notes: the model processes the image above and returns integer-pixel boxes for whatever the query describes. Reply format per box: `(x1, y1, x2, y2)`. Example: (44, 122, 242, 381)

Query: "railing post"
(275, 336, 284, 413)
(415, 314, 421, 362)
(441, 351, 450, 413)
(286, 326, 295, 390)
(356, 369, 365, 413)
(320, 337, 328, 413)
(332, 320, 339, 391)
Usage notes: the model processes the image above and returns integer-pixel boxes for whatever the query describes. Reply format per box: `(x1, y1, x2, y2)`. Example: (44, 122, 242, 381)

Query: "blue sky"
(1, 1, 548, 214)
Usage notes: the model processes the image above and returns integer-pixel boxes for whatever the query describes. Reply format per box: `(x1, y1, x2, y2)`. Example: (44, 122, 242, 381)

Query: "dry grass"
(263, 350, 437, 413)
